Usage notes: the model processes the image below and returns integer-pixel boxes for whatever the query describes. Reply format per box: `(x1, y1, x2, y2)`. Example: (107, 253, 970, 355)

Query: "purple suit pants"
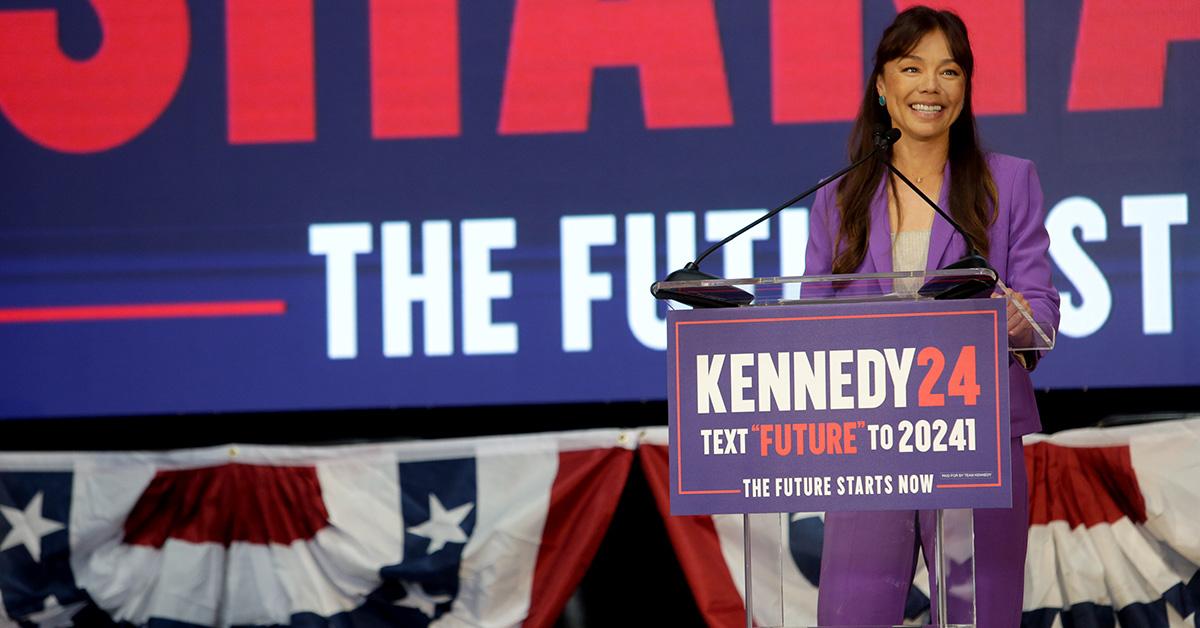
(817, 437, 1029, 627)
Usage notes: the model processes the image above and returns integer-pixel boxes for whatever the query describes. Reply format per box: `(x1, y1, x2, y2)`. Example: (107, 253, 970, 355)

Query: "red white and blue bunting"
(0, 418, 1197, 627)
(641, 418, 1200, 627)
(0, 430, 634, 627)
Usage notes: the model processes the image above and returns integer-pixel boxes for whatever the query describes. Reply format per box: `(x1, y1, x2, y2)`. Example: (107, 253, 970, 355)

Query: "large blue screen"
(1, 0, 1197, 419)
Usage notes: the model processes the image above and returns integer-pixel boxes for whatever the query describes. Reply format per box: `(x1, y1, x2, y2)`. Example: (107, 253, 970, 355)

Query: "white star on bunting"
(0, 491, 65, 563)
(394, 581, 452, 618)
(407, 493, 473, 553)
(25, 595, 86, 628)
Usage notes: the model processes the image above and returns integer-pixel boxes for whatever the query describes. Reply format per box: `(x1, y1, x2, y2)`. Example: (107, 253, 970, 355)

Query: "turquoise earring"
(879, 94, 886, 106)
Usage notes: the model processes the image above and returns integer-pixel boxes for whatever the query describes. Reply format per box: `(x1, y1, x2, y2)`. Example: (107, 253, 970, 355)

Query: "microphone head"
(873, 127, 902, 148)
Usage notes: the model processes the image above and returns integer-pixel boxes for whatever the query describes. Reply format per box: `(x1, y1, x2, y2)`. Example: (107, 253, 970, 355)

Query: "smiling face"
(875, 29, 966, 144)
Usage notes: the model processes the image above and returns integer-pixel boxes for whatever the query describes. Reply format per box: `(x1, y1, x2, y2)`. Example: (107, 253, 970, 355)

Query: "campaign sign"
(667, 299, 1010, 516)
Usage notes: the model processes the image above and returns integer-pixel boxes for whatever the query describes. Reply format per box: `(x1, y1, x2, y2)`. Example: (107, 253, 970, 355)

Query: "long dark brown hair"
(832, 6, 997, 274)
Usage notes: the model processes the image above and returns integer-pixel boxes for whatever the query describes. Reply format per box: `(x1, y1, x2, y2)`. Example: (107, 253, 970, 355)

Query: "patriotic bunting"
(641, 418, 1200, 627)
(0, 430, 634, 627)
(0, 419, 1196, 627)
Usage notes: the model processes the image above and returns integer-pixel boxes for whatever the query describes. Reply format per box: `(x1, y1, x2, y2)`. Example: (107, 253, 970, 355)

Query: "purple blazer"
(804, 153, 1060, 436)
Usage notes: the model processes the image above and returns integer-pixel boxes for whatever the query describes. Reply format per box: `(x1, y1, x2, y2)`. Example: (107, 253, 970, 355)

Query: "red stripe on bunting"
(640, 443, 746, 628)
(1025, 441, 1147, 527)
(123, 463, 330, 547)
(525, 446, 634, 628)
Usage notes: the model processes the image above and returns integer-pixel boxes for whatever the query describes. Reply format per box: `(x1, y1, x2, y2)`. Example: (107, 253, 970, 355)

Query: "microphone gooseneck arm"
(686, 129, 901, 273)
(877, 133, 997, 299)
(877, 158, 984, 260)
(652, 128, 915, 307)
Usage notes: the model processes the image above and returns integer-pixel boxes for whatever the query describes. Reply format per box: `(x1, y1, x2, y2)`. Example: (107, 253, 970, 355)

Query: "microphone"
(651, 128, 902, 308)
(875, 132, 997, 299)
(874, 126, 901, 149)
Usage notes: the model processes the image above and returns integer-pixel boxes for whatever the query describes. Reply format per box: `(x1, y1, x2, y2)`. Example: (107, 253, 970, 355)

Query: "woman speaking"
(804, 6, 1060, 626)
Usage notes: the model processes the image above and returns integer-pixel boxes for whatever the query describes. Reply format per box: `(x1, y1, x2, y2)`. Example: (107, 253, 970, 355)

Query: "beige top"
(891, 230, 931, 295)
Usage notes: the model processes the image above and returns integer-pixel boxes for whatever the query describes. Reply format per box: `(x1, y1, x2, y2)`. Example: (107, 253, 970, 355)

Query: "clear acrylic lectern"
(655, 269, 1054, 628)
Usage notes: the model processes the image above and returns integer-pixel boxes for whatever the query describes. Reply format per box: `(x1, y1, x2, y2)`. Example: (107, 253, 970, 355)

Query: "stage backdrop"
(0, 0, 1197, 419)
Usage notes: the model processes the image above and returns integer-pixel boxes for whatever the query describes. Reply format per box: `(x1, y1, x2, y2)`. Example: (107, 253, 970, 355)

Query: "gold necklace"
(915, 171, 942, 185)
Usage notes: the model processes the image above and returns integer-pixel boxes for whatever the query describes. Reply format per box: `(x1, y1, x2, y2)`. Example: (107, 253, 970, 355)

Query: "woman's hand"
(993, 287, 1034, 347)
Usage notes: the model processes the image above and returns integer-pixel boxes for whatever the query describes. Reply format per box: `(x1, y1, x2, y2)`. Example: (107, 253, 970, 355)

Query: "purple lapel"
(868, 178, 891, 273)
(925, 160, 955, 270)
